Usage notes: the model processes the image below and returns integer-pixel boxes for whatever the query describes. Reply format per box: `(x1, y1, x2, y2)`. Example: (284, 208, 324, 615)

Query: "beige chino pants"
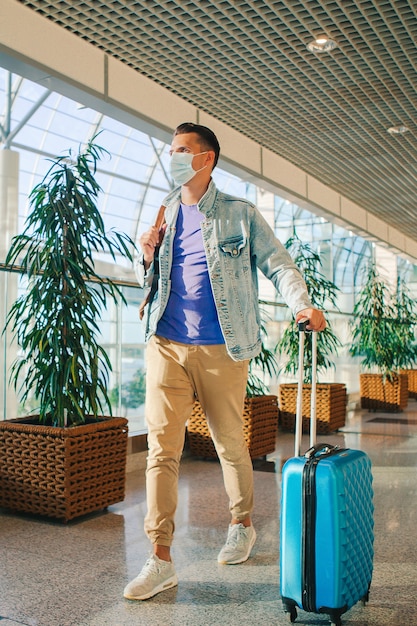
(144, 335, 253, 546)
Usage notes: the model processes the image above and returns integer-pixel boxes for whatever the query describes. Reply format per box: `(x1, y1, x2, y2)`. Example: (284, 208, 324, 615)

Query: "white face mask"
(169, 151, 208, 186)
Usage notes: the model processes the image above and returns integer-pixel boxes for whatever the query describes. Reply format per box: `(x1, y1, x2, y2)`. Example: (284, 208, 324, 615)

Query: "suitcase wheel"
(288, 606, 297, 623)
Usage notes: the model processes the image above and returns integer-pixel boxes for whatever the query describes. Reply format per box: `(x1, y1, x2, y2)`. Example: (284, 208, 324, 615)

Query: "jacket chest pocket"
(219, 235, 250, 275)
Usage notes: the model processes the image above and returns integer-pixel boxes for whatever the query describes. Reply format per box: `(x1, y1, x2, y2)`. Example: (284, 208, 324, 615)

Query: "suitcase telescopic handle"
(297, 319, 310, 332)
(295, 320, 318, 457)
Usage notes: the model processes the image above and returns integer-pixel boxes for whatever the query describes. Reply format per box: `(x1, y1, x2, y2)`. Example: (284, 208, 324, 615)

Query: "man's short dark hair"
(174, 122, 220, 168)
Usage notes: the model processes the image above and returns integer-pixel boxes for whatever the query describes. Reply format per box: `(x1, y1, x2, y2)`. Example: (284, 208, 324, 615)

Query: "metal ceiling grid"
(16, 0, 417, 241)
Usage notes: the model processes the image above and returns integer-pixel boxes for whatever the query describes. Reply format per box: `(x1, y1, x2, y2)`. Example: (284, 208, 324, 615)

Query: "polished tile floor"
(1, 402, 417, 626)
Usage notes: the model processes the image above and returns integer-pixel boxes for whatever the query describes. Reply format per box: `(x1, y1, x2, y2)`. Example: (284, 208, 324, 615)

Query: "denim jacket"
(135, 179, 312, 361)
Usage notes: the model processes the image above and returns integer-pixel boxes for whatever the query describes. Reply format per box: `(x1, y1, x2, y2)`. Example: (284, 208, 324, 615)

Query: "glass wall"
(1, 67, 416, 433)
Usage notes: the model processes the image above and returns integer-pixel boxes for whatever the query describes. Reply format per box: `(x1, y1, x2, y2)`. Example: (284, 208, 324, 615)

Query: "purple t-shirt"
(156, 203, 224, 344)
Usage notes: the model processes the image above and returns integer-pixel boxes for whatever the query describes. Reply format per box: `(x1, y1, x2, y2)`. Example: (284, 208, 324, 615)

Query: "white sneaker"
(123, 554, 178, 600)
(217, 523, 257, 564)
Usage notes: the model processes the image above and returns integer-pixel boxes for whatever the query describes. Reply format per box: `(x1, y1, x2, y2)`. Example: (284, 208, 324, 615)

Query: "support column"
(0, 149, 19, 420)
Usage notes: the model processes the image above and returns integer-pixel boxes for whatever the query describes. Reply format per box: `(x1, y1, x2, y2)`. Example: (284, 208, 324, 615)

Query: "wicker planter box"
(187, 395, 278, 460)
(360, 373, 408, 412)
(0, 416, 128, 521)
(278, 383, 347, 434)
(400, 369, 417, 399)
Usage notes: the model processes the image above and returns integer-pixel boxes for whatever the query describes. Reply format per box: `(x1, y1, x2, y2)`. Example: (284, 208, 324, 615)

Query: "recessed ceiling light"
(306, 37, 337, 53)
(387, 125, 410, 135)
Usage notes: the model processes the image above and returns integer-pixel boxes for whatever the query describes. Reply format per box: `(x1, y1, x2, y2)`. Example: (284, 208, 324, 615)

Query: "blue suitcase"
(280, 324, 374, 626)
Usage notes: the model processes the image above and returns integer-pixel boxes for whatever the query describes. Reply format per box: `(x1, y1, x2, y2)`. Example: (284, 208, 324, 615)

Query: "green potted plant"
(396, 276, 417, 398)
(277, 231, 347, 434)
(0, 139, 134, 521)
(350, 262, 417, 411)
(187, 309, 279, 460)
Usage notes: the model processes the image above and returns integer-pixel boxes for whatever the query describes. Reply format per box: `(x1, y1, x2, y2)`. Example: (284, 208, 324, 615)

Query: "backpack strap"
(138, 205, 166, 320)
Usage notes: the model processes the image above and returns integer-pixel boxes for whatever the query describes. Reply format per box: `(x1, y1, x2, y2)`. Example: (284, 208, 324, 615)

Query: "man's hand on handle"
(296, 308, 327, 332)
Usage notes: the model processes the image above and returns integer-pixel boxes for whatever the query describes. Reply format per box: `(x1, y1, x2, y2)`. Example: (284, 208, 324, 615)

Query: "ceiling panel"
(17, 0, 417, 240)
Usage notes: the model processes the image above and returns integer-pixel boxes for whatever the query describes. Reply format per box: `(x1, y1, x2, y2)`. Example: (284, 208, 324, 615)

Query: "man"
(124, 122, 326, 601)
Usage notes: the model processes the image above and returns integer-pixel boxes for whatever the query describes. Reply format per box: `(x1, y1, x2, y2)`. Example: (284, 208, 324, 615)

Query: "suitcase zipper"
(301, 446, 345, 613)
(302, 455, 318, 613)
